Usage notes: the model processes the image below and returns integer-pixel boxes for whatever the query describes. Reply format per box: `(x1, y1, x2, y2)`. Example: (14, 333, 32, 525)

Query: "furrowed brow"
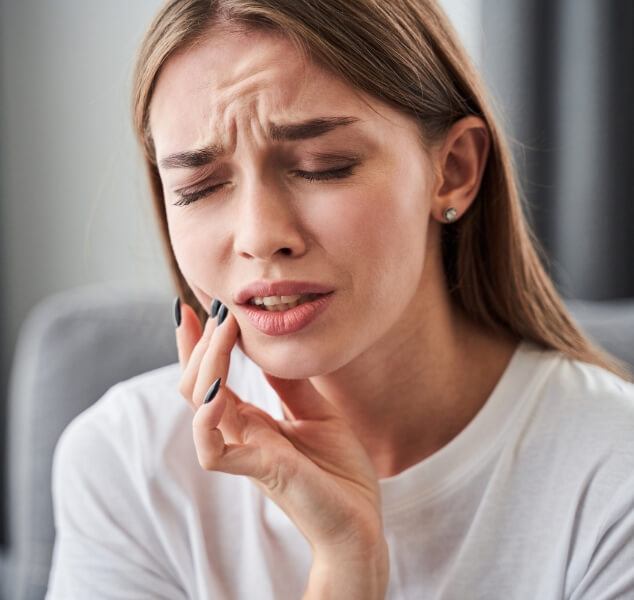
(268, 116, 360, 142)
(159, 145, 223, 170)
(158, 116, 360, 170)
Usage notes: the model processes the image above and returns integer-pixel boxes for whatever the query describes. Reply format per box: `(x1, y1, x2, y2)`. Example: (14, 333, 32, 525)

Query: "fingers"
(192, 383, 289, 484)
(192, 384, 243, 457)
(175, 300, 203, 368)
(173, 298, 276, 481)
(191, 415, 266, 479)
(192, 309, 239, 406)
(178, 314, 216, 406)
(174, 297, 236, 409)
(192, 377, 281, 481)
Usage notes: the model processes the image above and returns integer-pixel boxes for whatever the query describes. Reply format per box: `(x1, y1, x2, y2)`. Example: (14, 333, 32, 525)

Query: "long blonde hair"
(131, 0, 632, 382)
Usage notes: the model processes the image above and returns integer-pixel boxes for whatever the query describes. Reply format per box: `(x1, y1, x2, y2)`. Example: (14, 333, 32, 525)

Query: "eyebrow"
(158, 116, 360, 170)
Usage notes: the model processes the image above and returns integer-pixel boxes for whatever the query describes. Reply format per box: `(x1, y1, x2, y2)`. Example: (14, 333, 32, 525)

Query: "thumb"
(263, 372, 340, 422)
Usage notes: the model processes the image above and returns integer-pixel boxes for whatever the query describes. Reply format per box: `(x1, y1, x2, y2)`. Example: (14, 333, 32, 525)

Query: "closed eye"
(172, 165, 356, 207)
(294, 165, 355, 183)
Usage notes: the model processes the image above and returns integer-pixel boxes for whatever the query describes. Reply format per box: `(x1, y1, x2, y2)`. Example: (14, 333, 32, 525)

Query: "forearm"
(303, 542, 390, 600)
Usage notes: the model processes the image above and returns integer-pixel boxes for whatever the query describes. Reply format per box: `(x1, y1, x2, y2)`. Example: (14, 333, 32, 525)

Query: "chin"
(237, 334, 340, 379)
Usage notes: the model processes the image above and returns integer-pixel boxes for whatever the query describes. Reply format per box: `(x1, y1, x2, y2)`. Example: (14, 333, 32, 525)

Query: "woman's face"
(150, 25, 440, 378)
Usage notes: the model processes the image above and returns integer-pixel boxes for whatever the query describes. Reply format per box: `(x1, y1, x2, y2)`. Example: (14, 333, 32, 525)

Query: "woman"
(46, 1, 634, 598)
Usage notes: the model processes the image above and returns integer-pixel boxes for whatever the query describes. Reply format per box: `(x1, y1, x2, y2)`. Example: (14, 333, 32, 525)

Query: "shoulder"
(511, 346, 634, 518)
(534, 349, 634, 449)
(539, 354, 634, 590)
(517, 343, 634, 462)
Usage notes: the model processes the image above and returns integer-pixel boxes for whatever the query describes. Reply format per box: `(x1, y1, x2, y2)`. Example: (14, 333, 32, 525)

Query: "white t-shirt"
(45, 339, 634, 599)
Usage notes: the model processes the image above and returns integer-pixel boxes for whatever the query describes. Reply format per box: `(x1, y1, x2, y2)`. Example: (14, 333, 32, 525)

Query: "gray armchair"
(0, 284, 178, 600)
(0, 284, 632, 600)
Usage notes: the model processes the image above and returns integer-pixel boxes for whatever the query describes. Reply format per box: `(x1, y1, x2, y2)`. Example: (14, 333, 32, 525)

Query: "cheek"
(316, 186, 425, 275)
(309, 189, 394, 257)
(308, 185, 427, 328)
(166, 211, 225, 281)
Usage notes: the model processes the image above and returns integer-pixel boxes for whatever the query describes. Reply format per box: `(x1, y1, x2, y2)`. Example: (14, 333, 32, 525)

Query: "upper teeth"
(250, 294, 314, 306)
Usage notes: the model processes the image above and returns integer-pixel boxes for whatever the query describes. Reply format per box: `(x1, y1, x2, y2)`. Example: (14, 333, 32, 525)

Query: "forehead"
(148, 25, 387, 157)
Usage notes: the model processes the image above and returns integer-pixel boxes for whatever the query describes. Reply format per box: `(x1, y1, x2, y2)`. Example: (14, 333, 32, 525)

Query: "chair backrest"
(1, 283, 178, 600)
(0, 286, 632, 600)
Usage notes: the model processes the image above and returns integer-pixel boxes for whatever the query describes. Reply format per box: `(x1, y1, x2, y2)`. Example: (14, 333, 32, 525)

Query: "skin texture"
(150, 23, 518, 502)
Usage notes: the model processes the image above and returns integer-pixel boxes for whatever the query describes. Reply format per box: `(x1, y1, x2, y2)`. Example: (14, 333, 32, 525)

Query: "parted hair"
(131, 0, 632, 382)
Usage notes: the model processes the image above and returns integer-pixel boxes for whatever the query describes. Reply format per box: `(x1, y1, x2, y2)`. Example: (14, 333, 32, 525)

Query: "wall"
(0, 0, 170, 399)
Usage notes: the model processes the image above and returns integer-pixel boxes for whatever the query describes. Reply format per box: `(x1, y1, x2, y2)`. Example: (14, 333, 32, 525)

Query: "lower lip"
(238, 293, 335, 336)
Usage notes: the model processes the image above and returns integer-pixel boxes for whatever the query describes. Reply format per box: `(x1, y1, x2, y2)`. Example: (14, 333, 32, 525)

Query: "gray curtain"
(481, 0, 634, 300)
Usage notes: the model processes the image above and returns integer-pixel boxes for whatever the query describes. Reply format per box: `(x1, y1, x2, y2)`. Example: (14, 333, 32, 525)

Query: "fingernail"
(203, 377, 222, 404)
(172, 297, 181, 328)
(217, 304, 229, 325)
(210, 298, 221, 318)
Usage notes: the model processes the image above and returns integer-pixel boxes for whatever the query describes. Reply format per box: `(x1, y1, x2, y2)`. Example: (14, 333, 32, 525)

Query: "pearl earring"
(443, 207, 458, 222)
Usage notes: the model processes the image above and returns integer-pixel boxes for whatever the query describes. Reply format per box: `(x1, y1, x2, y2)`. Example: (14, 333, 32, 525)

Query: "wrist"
(303, 540, 390, 600)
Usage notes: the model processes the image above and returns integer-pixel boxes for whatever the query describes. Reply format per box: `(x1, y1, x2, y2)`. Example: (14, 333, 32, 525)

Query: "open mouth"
(247, 292, 330, 312)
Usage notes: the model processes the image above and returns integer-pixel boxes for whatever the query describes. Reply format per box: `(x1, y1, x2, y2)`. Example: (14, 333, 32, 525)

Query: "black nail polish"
(217, 304, 229, 325)
(172, 297, 181, 328)
(210, 298, 221, 318)
(203, 377, 222, 404)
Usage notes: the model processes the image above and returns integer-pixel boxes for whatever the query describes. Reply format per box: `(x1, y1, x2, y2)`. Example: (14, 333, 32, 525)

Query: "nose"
(232, 180, 308, 261)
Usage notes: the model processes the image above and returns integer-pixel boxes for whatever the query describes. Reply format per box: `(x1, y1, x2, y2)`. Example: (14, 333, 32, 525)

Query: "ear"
(430, 116, 490, 223)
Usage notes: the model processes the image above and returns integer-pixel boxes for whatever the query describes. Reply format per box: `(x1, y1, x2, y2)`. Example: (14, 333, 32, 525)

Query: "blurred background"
(0, 1, 632, 598)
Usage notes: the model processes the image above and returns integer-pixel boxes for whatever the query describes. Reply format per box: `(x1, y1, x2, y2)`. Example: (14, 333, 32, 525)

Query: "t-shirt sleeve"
(570, 468, 634, 600)
(45, 399, 187, 600)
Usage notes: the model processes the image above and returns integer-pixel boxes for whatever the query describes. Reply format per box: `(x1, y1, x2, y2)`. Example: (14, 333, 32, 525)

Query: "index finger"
(193, 308, 240, 406)
(174, 297, 204, 368)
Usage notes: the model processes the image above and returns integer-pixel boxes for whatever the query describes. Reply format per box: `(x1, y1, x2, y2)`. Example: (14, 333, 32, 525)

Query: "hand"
(175, 299, 389, 566)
